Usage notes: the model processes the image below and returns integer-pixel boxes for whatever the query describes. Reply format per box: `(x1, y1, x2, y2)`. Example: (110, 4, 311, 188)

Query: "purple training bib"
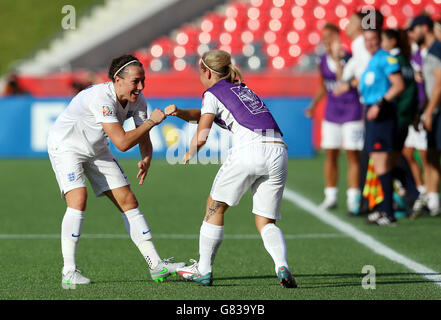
(411, 49, 426, 110)
(205, 79, 282, 136)
(320, 54, 362, 124)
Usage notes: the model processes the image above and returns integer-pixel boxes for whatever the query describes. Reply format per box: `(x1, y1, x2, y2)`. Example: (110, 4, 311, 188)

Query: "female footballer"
(47, 54, 185, 286)
(165, 49, 297, 288)
(360, 27, 405, 225)
(305, 23, 363, 214)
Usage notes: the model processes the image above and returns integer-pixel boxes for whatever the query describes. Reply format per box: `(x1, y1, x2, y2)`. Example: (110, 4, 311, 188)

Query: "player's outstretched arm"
(165, 104, 201, 122)
(183, 113, 215, 164)
(102, 108, 165, 152)
(423, 68, 441, 131)
(305, 72, 326, 117)
(137, 133, 153, 185)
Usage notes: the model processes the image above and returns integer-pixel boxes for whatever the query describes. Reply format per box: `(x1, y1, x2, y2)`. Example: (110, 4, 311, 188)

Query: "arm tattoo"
(204, 201, 221, 222)
(146, 119, 156, 127)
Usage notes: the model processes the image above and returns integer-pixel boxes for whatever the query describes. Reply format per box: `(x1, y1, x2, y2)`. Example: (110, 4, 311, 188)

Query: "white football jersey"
(201, 91, 283, 148)
(47, 82, 148, 156)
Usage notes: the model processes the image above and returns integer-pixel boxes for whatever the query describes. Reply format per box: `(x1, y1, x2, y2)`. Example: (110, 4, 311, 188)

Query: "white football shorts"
(48, 147, 130, 198)
(210, 143, 288, 220)
(404, 123, 427, 151)
(321, 120, 364, 151)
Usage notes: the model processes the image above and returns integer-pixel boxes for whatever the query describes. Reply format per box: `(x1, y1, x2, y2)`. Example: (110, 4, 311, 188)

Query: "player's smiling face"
(115, 66, 145, 105)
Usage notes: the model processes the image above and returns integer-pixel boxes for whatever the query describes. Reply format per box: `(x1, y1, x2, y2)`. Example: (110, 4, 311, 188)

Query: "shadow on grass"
(93, 272, 440, 289)
(214, 272, 441, 289)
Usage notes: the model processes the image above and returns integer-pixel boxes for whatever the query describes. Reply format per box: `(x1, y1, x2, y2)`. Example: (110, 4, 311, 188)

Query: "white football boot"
(61, 269, 91, 288)
(150, 257, 186, 283)
(319, 198, 337, 210)
(176, 259, 202, 280)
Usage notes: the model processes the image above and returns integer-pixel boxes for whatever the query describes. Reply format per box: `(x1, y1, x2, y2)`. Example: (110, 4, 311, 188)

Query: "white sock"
(346, 188, 360, 212)
(261, 223, 289, 274)
(122, 208, 161, 270)
(198, 221, 224, 275)
(61, 207, 85, 274)
(417, 185, 426, 194)
(427, 192, 439, 212)
(324, 187, 338, 202)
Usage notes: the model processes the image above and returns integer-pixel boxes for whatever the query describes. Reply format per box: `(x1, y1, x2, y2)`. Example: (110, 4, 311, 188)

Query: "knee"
(121, 192, 139, 211)
(206, 196, 228, 211)
(255, 216, 276, 234)
(325, 150, 339, 162)
(346, 152, 360, 166)
(65, 188, 87, 211)
(402, 148, 413, 160)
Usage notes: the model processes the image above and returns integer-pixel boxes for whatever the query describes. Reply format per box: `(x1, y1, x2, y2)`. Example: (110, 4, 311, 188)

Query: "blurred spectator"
(381, 28, 420, 207)
(2, 73, 29, 96)
(70, 71, 100, 95)
(434, 20, 441, 42)
(381, 29, 417, 143)
(332, 12, 371, 96)
(403, 26, 429, 206)
(305, 23, 363, 214)
(411, 15, 441, 218)
(359, 14, 405, 226)
(334, 10, 382, 217)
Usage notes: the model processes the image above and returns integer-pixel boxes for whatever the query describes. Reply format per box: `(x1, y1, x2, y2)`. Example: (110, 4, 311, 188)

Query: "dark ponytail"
(108, 54, 143, 82)
(382, 29, 411, 60)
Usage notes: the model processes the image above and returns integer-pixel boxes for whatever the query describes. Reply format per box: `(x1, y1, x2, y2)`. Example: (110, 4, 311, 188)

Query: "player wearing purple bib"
(166, 49, 297, 288)
(403, 33, 428, 202)
(306, 23, 364, 214)
(411, 15, 441, 217)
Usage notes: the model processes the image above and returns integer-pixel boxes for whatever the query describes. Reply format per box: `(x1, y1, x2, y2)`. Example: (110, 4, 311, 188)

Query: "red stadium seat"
(23, 0, 440, 87)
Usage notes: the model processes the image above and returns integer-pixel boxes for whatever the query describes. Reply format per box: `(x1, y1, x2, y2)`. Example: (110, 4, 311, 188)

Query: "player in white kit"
(47, 55, 185, 286)
(165, 50, 297, 288)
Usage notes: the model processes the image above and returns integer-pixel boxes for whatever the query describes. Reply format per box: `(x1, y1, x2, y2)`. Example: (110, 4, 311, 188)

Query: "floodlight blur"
(248, 56, 262, 70)
(150, 59, 163, 72)
(242, 44, 255, 57)
(173, 59, 186, 71)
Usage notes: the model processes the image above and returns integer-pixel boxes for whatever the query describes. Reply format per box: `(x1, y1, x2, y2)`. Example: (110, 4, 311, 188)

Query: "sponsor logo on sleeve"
(102, 105, 114, 116)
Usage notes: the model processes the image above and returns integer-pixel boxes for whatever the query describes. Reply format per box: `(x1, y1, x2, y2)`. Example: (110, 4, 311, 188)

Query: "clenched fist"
(149, 108, 166, 125)
(165, 104, 178, 116)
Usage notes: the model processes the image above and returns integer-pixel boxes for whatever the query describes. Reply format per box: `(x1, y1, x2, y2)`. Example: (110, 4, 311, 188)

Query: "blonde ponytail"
(201, 50, 242, 84)
(226, 63, 242, 84)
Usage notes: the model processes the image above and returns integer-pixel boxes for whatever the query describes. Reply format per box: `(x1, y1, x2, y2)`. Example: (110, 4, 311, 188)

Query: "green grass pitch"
(1, 153, 441, 300)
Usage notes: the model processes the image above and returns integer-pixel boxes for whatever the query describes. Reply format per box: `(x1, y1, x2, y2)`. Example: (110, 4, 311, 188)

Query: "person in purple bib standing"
(306, 23, 364, 214)
(165, 49, 297, 288)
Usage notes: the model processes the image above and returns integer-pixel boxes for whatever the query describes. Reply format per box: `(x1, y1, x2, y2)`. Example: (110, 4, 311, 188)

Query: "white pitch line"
(0, 233, 346, 240)
(283, 187, 441, 288)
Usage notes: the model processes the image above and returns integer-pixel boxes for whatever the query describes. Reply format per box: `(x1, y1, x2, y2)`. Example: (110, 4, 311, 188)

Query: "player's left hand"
(333, 82, 349, 96)
(136, 159, 150, 184)
(366, 105, 380, 121)
(304, 106, 314, 118)
(423, 112, 433, 132)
